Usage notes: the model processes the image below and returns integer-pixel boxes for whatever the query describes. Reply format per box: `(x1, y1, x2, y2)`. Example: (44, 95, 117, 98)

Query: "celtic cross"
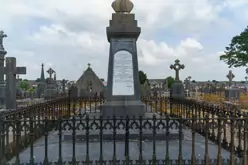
(47, 68, 55, 79)
(170, 59, 185, 81)
(226, 70, 235, 86)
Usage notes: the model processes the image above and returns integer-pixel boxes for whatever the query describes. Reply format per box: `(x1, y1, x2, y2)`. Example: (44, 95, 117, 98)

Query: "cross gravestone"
(0, 31, 7, 109)
(170, 59, 185, 98)
(226, 70, 235, 87)
(4, 57, 26, 109)
(225, 70, 240, 101)
(44, 68, 57, 100)
(101, 0, 145, 118)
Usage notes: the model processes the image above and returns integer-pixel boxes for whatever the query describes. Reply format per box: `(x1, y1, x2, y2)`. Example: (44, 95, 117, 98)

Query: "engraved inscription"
(112, 50, 134, 96)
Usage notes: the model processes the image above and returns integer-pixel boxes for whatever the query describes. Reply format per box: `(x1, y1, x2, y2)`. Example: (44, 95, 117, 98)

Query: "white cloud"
(0, 0, 247, 81)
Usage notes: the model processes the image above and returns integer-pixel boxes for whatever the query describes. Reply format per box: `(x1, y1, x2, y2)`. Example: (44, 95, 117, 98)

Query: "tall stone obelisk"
(102, 0, 145, 118)
(0, 31, 7, 109)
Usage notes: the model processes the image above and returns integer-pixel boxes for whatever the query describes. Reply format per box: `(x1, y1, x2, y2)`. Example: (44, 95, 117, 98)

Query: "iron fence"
(0, 93, 248, 165)
(1, 114, 248, 165)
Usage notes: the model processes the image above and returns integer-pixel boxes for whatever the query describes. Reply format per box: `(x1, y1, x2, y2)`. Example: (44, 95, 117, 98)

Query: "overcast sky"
(1, 0, 248, 81)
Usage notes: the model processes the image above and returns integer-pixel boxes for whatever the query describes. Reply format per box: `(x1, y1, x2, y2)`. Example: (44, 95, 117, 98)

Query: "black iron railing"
(0, 94, 247, 165)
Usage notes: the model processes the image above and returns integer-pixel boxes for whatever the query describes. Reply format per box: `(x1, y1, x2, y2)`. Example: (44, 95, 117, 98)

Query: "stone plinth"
(171, 81, 185, 99)
(44, 80, 57, 100)
(102, 100, 145, 118)
(225, 88, 241, 100)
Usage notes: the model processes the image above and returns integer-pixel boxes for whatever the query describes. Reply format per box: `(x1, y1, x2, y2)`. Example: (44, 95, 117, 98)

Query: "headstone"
(170, 59, 185, 98)
(4, 57, 26, 109)
(0, 31, 7, 108)
(226, 70, 235, 87)
(101, 0, 145, 118)
(44, 68, 57, 100)
(225, 70, 241, 100)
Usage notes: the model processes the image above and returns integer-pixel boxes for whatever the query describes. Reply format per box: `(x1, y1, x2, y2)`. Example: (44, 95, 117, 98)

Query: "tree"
(220, 26, 248, 68)
(164, 76, 175, 89)
(36, 78, 41, 82)
(192, 80, 196, 83)
(139, 70, 149, 85)
(20, 80, 30, 91)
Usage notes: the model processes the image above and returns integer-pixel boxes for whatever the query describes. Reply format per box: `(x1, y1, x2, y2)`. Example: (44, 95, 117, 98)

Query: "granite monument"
(170, 59, 185, 98)
(101, 0, 145, 118)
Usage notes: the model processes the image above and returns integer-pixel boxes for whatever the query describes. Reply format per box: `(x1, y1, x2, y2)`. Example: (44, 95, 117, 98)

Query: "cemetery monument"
(44, 68, 57, 100)
(170, 59, 185, 98)
(0, 31, 7, 109)
(101, 0, 145, 118)
(5, 57, 26, 109)
(225, 70, 241, 100)
(36, 63, 46, 98)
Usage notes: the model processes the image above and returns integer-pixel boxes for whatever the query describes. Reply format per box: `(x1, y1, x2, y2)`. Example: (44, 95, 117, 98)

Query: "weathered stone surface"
(171, 82, 185, 99)
(102, 12, 144, 118)
(5, 57, 26, 109)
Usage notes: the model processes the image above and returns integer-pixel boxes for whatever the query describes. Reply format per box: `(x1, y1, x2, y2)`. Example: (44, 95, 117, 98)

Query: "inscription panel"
(112, 50, 134, 96)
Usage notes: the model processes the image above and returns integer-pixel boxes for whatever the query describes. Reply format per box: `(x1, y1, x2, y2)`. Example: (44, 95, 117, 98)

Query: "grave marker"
(226, 70, 235, 87)
(4, 57, 26, 109)
(170, 59, 185, 98)
(0, 31, 7, 108)
(101, 0, 145, 118)
(170, 59, 185, 82)
(44, 68, 57, 100)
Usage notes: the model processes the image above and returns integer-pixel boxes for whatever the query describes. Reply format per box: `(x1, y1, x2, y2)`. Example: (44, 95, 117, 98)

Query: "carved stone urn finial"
(111, 0, 134, 13)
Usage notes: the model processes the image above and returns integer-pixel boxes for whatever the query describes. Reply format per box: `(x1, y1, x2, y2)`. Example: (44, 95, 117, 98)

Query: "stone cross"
(47, 68, 55, 79)
(0, 31, 7, 49)
(226, 70, 235, 87)
(0, 31, 7, 108)
(4, 57, 26, 109)
(170, 59, 185, 81)
(88, 63, 91, 68)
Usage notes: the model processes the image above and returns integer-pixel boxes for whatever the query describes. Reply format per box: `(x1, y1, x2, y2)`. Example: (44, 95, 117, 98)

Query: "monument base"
(225, 88, 241, 100)
(171, 82, 185, 98)
(101, 100, 145, 118)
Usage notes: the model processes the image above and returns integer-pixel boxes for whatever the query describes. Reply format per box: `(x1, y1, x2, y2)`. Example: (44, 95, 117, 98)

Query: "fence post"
(243, 112, 248, 165)
(0, 115, 5, 165)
